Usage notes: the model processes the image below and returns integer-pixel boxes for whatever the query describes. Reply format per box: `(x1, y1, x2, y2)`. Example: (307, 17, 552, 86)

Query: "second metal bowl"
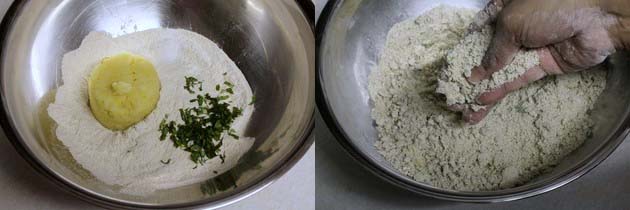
(317, 0, 630, 202)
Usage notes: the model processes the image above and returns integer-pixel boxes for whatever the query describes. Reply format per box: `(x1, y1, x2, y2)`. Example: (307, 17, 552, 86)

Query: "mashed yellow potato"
(88, 53, 160, 130)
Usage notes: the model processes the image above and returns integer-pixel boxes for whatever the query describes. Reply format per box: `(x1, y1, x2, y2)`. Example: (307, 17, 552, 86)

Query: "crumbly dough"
(437, 26, 539, 111)
(368, 5, 606, 191)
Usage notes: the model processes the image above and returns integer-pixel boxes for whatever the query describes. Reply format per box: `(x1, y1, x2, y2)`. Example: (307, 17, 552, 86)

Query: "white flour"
(368, 5, 606, 191)
(47, 29, 255, 195)
(437, 26, 539, 111)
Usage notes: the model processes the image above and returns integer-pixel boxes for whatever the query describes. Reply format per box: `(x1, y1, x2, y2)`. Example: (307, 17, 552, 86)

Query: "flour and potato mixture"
(47, 29, 255, 195)
(368, 5, 605, 191)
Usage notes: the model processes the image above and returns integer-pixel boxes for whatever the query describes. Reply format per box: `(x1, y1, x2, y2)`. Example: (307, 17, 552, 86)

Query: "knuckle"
(551, 41, 604, 72)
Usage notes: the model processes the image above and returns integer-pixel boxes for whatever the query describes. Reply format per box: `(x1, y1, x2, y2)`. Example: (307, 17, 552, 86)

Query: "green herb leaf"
(184, 76, 202, 94)
(159, 76, 244, 166)
(249, 96, 256, 105)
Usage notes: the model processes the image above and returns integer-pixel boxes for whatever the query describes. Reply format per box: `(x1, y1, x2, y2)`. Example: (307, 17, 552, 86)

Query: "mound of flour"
(437, 26, 539, 111)
(368, 5, 606, 191)
(47, 29, 254, 195)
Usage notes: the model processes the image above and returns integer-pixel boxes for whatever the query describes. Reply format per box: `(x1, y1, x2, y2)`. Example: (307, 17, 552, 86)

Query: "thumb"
(468, 0, 511, 34)
(468, 24, 521, 83)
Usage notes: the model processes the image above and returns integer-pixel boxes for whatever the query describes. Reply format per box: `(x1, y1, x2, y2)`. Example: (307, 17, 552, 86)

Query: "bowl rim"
(315, 0, 630, 203)
(0, 0, 315, 209)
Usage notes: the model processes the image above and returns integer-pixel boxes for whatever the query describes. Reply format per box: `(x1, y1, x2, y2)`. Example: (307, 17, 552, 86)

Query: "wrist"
(608, 21, 630, 50)
(600, 0, 630, 15)
(601, 0, 630, 49)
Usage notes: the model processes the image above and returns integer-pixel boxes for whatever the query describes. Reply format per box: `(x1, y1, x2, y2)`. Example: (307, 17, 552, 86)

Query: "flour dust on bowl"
(317, 0, 630, 202)
(0, 0, 314, 208)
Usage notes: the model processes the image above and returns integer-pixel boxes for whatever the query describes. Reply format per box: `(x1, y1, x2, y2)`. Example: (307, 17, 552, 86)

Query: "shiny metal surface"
(317, 0, 630, 202)
(0, 0, 314, 209)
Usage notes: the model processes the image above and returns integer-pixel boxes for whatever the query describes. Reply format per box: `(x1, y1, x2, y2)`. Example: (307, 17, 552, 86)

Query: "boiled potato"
(88, 53, 160, 130)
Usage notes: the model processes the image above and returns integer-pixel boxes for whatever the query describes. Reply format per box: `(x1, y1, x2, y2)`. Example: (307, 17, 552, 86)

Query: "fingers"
(463, 65, 545, 125)
(538, 48, 564, 75)
(477, 66, 547, 105)
(476, 48, 561, 105)
(463, 48, 553, 123)
(464, 48, 554, 123)
(463, 104, 495, 125)
(448, 104, 466, 112)
(468, 26, 521, 83)
(468, 0, 510, 34)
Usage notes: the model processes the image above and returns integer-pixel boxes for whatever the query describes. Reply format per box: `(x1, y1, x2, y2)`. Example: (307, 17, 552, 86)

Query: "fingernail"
(468, 66, 484, 84)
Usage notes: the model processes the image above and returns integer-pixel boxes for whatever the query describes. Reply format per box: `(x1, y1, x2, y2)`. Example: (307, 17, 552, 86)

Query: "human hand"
(460, 0, 628, 124)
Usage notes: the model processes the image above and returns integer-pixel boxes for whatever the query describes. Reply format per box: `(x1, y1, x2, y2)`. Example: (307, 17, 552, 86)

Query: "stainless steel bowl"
(317, 0, 630, 202)
(0, 0, 314, 208)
